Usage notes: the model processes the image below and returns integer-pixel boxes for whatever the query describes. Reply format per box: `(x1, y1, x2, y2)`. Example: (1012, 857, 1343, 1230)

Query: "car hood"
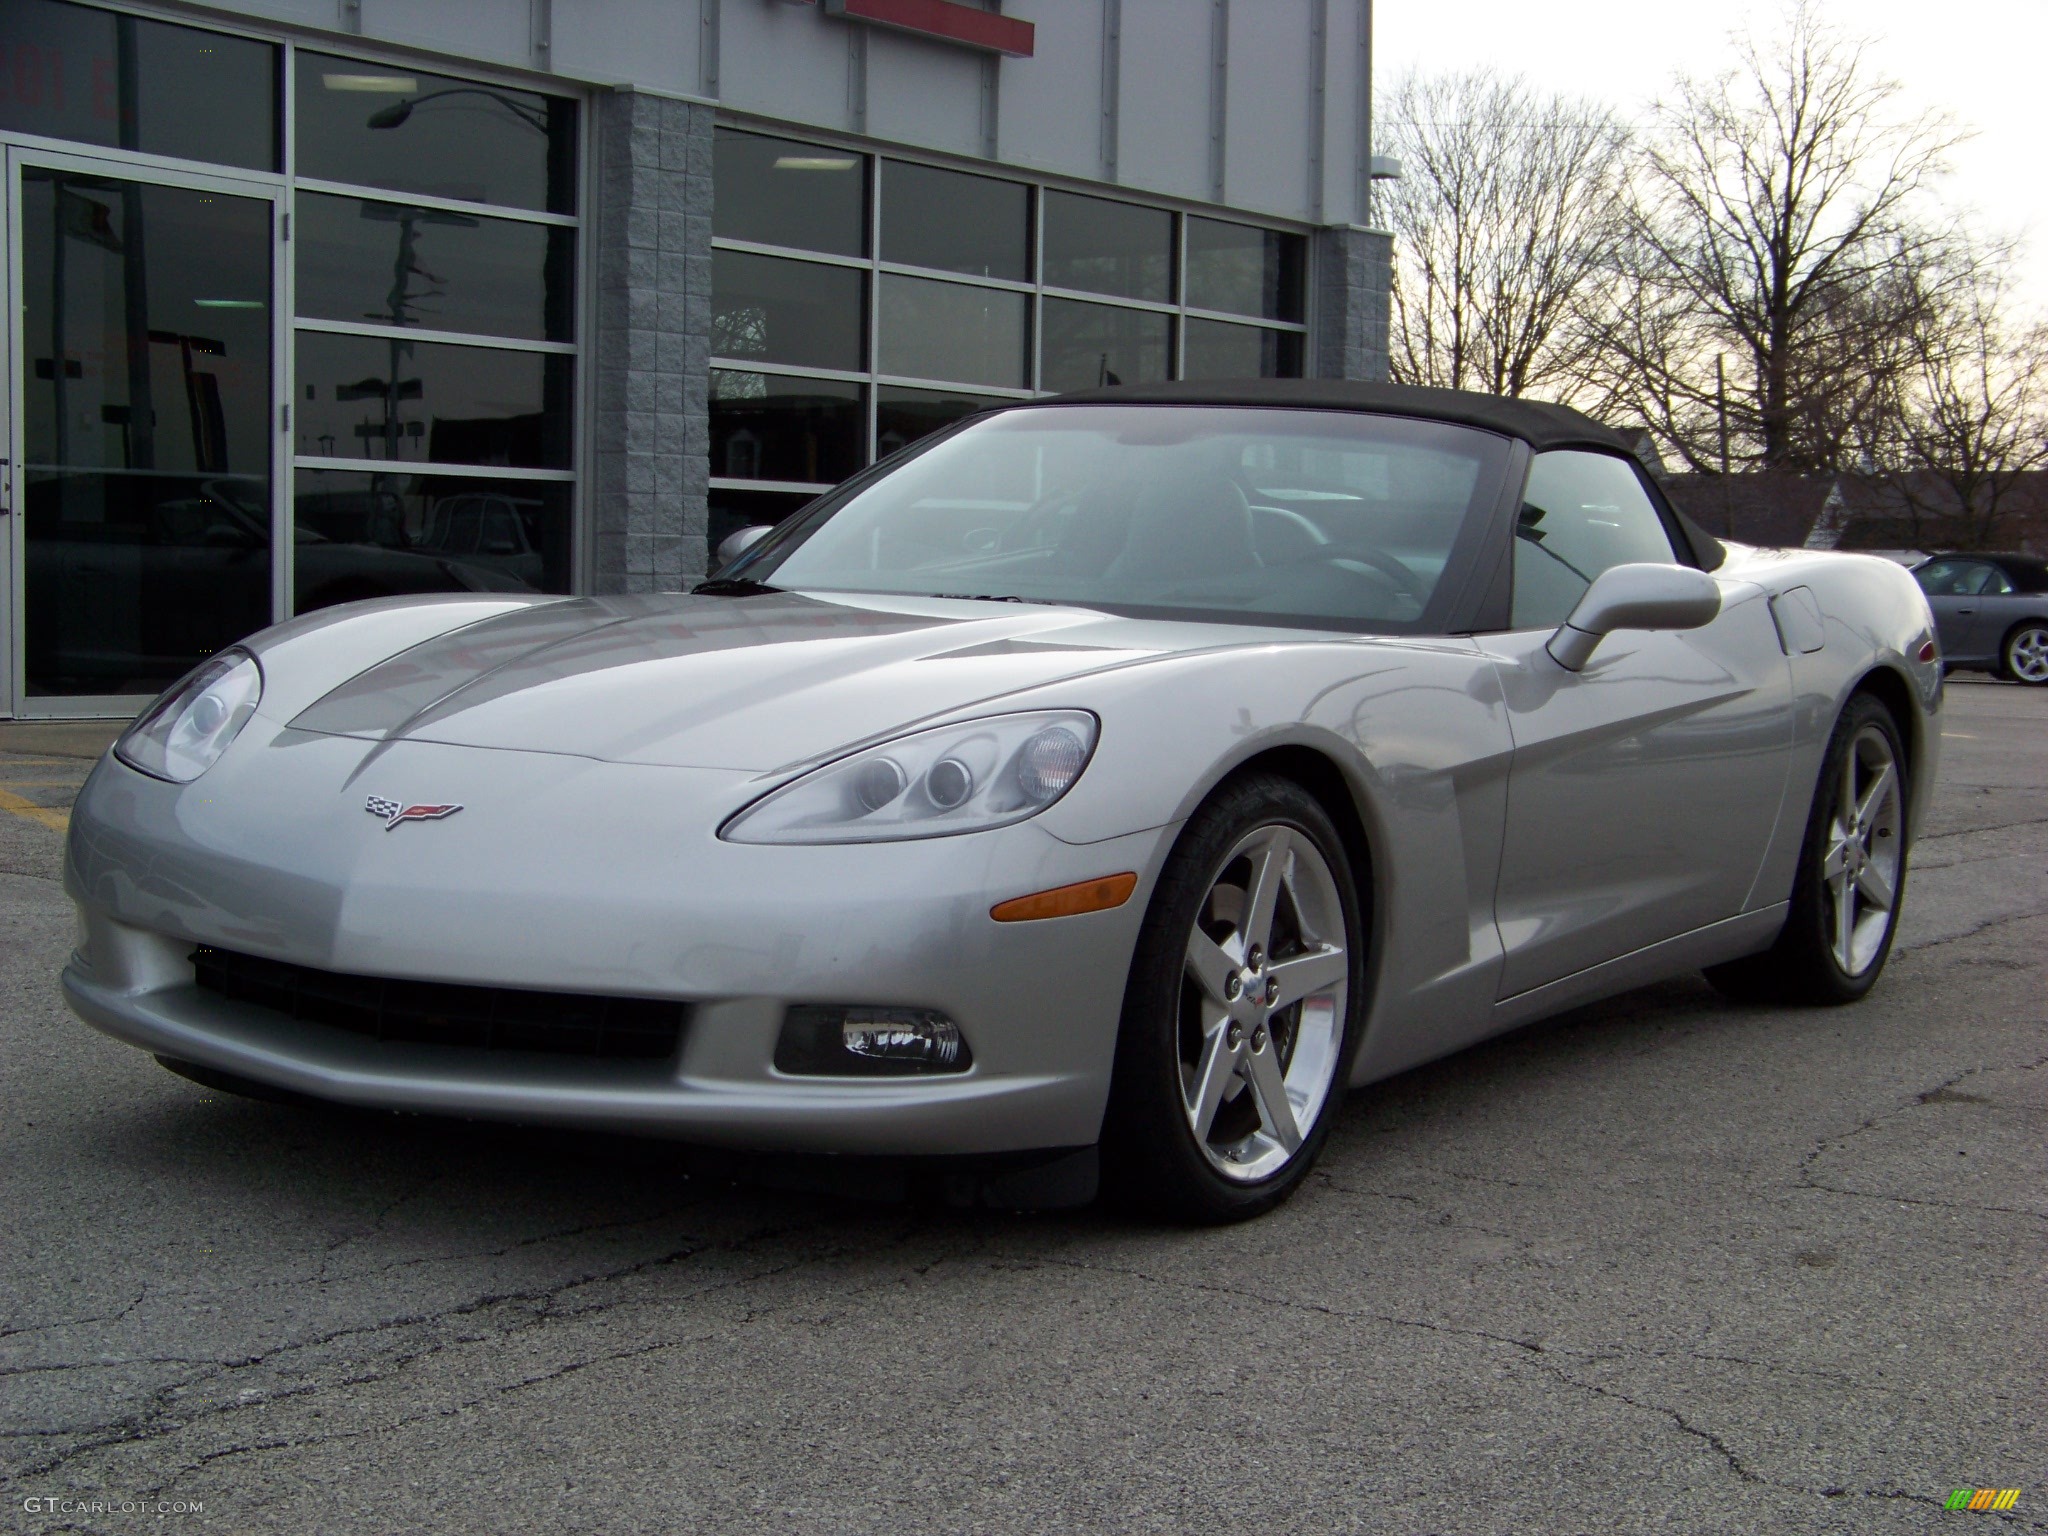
(283, 590, 1214, 771)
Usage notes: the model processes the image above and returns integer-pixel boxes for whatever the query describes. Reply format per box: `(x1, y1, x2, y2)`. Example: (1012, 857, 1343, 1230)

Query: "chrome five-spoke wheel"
(1822, 724, 1903, 977)
(1179, 824, 1350, 1181)
(2005, 624, 2048, 685)
(1104, 774, 1364, 1221)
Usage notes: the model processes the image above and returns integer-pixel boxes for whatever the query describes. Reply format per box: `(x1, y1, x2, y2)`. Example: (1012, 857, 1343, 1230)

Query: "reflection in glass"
(1182, 318, 1304, 381)
(293, 469, 570, 612)
(712, 250, 864, 371)
(1040, 299, 1171, 393)
(295, 332, 572, 469)
(296, 192, 574, 342)
(1042, 191, 1172, 302)
(708, 486, 817, 567)
(714, 129, 866, 257)
(1185, 218, 1305, 321)
(296, 50, 575, 214)
(878, 275, 1027, 390)
(711, 371, 863, 485)
(881, 161, 1028, 281)
(21, 169, 273, 696)
(877, 386, 1004, 458)
(1, 0, 278, 171)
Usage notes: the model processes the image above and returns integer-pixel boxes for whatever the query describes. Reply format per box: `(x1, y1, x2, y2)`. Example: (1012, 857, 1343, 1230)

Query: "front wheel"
(2001, 622, 2048, 686)
(1102, 775, 1365, 1222)
(1705, 693, 1908, 1005)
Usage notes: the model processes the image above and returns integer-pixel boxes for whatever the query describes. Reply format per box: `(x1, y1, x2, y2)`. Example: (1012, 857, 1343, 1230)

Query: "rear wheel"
(2001, 622, 2048, 685)
(1102, 775, 1364, 1222)
(1705, 693, 1908, 1005)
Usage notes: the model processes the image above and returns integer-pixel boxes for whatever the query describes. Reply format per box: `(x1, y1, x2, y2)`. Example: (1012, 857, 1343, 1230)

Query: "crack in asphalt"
(3, 1215, 830, 1485)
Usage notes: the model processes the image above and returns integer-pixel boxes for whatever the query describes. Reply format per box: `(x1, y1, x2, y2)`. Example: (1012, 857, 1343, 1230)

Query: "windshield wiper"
(921, 592, 1061, 605)
(693, 576, 783, 596)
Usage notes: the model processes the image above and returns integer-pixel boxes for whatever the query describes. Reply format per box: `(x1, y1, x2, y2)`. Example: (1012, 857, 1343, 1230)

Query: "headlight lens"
(723, 709, 1099, 844)
(114, 649, 263, 783)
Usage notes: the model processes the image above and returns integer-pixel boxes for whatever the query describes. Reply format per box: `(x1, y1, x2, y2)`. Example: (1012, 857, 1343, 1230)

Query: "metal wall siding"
(866, 28, 989, 160)
(551, 0, 702, 99)
(201, 0, 1348, 218)
(1111, 0, 1213, 203)
(995, 0, 1108, 183)
(356, 0, 534, 70)
(1221, 0, 1313, 219)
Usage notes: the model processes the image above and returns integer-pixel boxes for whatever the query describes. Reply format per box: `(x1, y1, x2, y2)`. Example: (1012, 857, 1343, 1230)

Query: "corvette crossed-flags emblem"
(364, 796, 464, 830)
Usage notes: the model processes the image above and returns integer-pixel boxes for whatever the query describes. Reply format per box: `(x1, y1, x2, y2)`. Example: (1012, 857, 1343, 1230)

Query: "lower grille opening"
(190, 946, 685, 1061)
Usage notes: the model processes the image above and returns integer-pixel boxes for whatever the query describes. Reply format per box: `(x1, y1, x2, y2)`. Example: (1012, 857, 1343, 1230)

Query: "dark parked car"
(1911, 554, 2048, 685)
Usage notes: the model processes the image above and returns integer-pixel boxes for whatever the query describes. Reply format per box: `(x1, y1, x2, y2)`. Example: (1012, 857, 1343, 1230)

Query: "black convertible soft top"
(1044, 378, 1630, 455)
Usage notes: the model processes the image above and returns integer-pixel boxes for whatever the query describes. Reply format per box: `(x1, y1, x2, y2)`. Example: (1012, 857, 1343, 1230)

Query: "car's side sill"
(1489, 904, 1790, 1031)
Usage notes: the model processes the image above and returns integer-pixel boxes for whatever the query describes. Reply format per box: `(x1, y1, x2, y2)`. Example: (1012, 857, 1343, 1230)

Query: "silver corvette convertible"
(63, 382, 1941, 1221)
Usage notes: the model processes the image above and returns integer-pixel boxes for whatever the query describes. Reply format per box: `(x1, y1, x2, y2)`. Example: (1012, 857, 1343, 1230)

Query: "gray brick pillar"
(1311, 225, 1393, 383)
(590, 91, 714, 594)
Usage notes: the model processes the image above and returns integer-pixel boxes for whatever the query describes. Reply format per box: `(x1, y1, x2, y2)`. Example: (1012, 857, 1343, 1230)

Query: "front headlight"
(114, 649, 263, 783)
(722, 710, 1099, 844)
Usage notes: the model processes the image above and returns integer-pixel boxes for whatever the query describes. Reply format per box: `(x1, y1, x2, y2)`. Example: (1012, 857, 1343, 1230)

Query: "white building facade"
(0, 0, 1389, 716)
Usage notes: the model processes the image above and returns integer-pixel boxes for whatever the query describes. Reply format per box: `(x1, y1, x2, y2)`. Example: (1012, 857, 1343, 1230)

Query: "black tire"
(1999, 621, 2048, 686)
(1101, 774, 1367, 1223)
(1704, 693, 1909, 1005)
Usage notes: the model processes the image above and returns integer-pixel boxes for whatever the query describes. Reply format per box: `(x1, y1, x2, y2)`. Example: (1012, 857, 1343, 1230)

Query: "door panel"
(15, 156, 275, 702)
(1479, 580, 1794, 999)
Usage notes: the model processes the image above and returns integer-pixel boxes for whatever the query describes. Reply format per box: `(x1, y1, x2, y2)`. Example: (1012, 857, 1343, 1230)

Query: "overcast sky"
(1376, 0, 2048, 308)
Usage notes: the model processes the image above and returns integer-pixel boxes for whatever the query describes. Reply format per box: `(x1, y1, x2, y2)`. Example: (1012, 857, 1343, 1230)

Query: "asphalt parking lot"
(1, 680, 2042, 1535)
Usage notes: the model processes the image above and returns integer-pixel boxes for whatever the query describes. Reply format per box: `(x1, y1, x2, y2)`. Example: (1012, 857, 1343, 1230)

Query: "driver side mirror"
(715, 524, 773, 568)
(1546, 562, 1722, 671)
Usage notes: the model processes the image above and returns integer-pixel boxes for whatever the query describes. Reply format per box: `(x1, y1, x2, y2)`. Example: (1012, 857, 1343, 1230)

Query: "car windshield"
(744, 405, 1514, 632)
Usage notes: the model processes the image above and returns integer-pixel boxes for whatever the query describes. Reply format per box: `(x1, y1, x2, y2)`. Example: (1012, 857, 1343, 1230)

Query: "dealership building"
(1, 0, 1390, 716)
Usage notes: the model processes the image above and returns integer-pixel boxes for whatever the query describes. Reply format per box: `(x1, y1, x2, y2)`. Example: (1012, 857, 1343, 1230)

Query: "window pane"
(880, 161, 1028, 281)
(1182, 319, 1303, 381)
(296, 51, 575, 214)
(1512, 451, 1679, 629)
(296, 192, 574, 342)
(712, 250, 864, 371)
(711, 370, 863, 484)
(878, 275, 1027, 389)
(21, 170, 275, 696)
(709, 486, 817, 565)
(295, 332, 573, 469)
(1040, 299, 1170, 393)
(293, 469, 569, 611)
(1042, 191, 1171, 302)
(714, 129, 865, 257)
(877, 386, 1005, 459)
(1186, 218, 1305, 321)
(1, 0, 277, 171)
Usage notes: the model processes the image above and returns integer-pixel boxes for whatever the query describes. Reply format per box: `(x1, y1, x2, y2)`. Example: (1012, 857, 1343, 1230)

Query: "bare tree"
(1883, 245, 2048, 548)
(1381, 69, 1630, 398)
(1586, 3, 1966, 473)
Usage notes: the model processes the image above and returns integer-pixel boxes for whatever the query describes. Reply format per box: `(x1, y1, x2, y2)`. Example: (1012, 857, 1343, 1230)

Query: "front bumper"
(62, 728, 1170, 1155)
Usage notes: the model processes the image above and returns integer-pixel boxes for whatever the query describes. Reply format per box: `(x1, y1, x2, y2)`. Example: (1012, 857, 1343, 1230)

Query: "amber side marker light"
(991, 872, 1139, 923)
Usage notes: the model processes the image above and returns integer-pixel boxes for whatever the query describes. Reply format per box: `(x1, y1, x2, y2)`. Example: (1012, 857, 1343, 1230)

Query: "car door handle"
(1956, 607, 1974, 615)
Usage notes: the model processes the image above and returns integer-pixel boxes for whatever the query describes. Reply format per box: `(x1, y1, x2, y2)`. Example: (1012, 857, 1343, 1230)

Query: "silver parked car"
(1910, 553, 2048, 685)
(62, 383, 1942, 1221)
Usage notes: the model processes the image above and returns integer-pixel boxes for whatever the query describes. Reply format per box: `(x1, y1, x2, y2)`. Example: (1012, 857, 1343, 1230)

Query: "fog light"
(774, 1005, 972, 1077)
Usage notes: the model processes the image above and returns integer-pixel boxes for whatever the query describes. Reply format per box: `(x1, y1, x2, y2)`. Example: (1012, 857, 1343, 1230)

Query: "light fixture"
(323, 73, 419, 93)
(773, 155, 858, 171)
(774, 1006, 971, 1076)
(194, 299, 265, 309)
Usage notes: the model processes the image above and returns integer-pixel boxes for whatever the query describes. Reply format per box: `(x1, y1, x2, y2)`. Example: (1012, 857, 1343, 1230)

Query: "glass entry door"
(9, 148, 280, 714)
